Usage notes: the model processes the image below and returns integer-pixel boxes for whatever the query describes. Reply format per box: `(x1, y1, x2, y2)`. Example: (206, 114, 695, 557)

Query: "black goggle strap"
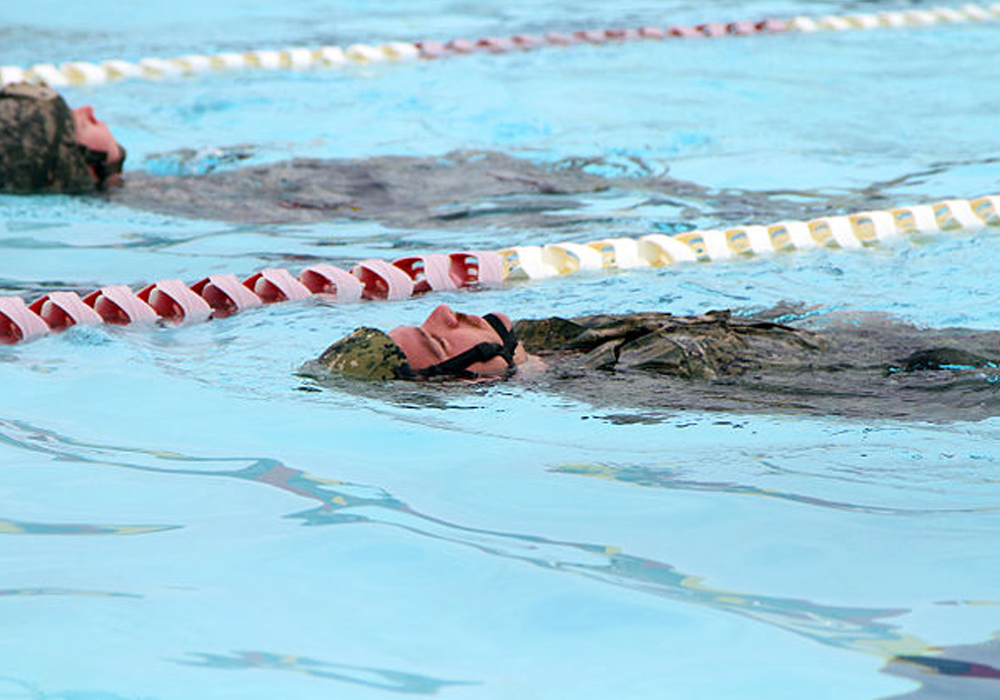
(417, 314, 519, 380)
(483, 313, 518, 365)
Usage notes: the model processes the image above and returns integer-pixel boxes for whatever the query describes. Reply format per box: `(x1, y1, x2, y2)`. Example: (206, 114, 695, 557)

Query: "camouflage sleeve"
(0, 82, 95, 194)
(512, 317, 590, 353)
(513, 312, 680, 354)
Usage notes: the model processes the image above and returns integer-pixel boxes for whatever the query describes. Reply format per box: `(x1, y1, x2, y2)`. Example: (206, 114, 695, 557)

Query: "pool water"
(2, 1, 1000, 698)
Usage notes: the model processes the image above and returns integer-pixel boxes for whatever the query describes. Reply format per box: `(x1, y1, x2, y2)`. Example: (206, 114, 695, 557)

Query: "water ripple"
(174, 650, 478, 694)
(0, 417, 942, 659)
(549, 462, 1000, 517)
(0, 517, 177, 536)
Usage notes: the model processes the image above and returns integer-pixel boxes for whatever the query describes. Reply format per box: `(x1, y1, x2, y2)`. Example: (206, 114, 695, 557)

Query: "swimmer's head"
(0, 82, 125, 194)
(316, 305, 528, 381)
(72, 105, 126, 189)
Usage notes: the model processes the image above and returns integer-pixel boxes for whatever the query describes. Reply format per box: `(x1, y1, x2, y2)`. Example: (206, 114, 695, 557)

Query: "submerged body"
(513, 310, 1000, 422)
(109, 150, 866, 231)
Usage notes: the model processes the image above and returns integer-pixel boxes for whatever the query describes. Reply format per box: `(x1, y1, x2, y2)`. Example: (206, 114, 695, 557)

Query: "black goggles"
(78, 143, 126, 188)
(417, 313, 519, 380)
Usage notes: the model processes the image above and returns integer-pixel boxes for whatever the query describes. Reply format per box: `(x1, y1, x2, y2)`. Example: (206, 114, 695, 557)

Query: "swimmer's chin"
(512, 354, 547, 380)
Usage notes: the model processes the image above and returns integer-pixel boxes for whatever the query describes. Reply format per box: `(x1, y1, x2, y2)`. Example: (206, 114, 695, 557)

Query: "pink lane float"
(0, 251, 502, 345)
(415, 20, 788, 58)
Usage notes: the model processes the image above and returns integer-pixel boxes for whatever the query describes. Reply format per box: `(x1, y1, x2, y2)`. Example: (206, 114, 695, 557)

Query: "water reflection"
(176, 651, 477, 694)
(881, 637, 1000, 699)
(2, 416, 996, 698)
(0, 517, 176, 536)
(0, 417, 926, 654)
(550, 463, 1000, 516)
(0, 676, 138, 700)
(0, 588, 141, 599)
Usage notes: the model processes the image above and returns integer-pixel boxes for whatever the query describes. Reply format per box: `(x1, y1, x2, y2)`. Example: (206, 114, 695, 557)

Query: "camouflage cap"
(0, 82, 95, 194)
(316, 327, 416, 381)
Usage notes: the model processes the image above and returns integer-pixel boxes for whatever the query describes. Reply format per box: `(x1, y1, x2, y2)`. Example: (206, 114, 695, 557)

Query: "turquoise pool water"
(2, 1, 1000, 698)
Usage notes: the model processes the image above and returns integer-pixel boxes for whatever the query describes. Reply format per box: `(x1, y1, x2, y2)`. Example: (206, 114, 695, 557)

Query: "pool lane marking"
(2, 4, 998, 88)
(1, 194, 998, 345)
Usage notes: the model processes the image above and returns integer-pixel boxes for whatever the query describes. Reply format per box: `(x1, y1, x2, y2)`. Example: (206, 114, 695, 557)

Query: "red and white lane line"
(3, 194, 999, 345)
(2, 5, 996, 88)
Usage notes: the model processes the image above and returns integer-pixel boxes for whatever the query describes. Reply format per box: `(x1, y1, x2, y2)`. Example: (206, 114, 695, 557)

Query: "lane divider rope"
(2, 4, 997, 88)
(0, 252, 499, 344)
(498, 195, 1000, 278)
(1, 194, 998, 345)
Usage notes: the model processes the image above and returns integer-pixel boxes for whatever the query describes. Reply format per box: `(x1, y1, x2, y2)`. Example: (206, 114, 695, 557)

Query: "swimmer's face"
(388, 304, 527, 376)
(72, 105, 125, 185)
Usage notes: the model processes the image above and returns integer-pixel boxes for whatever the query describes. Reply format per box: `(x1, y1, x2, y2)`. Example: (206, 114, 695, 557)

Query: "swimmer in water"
(0, 86, 943, 236)
(0, 87, 835, 231)
(0, 82, 126, 194)
(311, 303, 1000, 422)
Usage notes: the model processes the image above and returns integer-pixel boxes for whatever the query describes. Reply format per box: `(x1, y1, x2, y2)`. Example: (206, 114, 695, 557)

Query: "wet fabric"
(513, 310, 1000, 422)
(315, 327, 415, 381)
(111, 151, 616, 227)
(0, 82, 94, 194)
(109, 150, 840, 230)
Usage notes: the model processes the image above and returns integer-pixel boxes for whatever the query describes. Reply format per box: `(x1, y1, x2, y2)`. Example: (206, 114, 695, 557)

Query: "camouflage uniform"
(315, 327, 416, 381)
(0, 82, 95, 194)
(514, 310, 828, 380)
(513, 310, 1000, 422)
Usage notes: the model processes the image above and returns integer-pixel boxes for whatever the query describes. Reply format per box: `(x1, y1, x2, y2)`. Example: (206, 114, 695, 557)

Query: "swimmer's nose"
(76, 105, 97, 124)
(425, 304, 459, 330)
